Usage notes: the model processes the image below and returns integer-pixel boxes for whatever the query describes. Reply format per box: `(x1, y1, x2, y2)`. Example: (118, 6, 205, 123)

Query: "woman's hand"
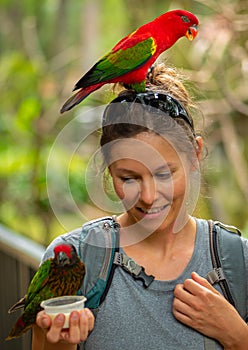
(36, 308, 95, 345)
(173, 272, 248, 349)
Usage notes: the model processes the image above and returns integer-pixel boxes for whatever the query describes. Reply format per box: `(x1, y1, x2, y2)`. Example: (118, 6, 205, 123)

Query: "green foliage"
(1, 0, 248, 244)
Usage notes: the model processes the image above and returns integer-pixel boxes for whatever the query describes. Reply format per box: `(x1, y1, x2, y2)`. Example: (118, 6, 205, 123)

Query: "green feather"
(25, 259, 51, 306)
(76, 37, 156, 88)
(125, 81, 147, 93)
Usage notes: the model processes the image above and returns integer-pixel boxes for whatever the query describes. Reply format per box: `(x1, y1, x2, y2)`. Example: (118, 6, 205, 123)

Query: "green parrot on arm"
(6, 243, 86, 340)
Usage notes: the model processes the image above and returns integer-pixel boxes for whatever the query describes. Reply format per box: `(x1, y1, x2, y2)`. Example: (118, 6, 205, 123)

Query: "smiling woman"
(33, 63, 248, 350)
(100, 64, 202, 240)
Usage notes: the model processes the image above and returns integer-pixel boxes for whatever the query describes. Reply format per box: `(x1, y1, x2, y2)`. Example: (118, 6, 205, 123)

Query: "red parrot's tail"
(60, 83, 104, 113)
(6, 315, 31, 340)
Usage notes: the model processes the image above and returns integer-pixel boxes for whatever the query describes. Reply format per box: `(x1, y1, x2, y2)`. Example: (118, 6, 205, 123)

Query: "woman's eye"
(120, 177, 136, 183)
(155, 172, 171, 180)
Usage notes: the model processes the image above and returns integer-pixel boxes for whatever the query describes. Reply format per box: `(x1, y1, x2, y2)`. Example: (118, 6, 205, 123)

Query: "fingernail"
(41, 316, 50, 328)
(71, 311, 79, 321)
(56, 314, 65, 324)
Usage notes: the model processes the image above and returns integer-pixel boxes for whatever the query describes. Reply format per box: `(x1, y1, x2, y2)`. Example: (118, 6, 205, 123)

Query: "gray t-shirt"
(42, 218, 248, 350)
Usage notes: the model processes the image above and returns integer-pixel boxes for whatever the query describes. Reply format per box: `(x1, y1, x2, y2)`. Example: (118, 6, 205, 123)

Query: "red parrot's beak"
(185, 25, 198, 41)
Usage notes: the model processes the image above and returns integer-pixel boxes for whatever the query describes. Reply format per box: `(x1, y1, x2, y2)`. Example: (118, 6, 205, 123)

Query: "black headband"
(103, 90, 194, 134)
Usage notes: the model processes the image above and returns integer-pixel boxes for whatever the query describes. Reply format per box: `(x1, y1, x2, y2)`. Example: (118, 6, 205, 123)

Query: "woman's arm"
(33, 309, 94, 350)
(173, 272, 248, 349)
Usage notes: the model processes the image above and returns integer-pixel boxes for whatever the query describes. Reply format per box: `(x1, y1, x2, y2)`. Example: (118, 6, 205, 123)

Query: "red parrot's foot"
(123, 81, 146, 94)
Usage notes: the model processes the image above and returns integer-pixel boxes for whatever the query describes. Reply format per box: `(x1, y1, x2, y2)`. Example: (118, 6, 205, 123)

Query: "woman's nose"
(139, 178, 156, 205)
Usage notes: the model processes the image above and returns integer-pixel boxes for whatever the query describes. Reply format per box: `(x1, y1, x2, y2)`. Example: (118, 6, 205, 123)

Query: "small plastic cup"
(41, 295, 87, 328)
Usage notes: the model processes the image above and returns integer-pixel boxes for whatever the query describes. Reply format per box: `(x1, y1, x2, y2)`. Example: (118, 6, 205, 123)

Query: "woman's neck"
(117, 215, 197, 280)
(117, 214, 196, 250)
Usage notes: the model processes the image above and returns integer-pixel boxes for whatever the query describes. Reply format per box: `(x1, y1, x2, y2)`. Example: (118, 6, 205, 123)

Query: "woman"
(33, 64, 248, 349)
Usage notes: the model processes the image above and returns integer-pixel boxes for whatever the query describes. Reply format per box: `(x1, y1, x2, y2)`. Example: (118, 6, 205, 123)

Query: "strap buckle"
(206, 267, 225, 285)
(114, 252, 154, 288)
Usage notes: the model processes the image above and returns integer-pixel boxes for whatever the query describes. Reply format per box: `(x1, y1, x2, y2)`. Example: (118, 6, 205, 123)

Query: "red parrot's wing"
(74, 34, 157, 90)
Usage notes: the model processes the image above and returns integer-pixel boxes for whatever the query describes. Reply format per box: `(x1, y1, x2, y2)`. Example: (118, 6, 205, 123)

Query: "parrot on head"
(60, 9, 199, 113)
(6, 243, 85, 340)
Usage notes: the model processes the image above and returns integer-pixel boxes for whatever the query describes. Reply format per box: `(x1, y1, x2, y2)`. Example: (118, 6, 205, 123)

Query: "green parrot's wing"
(25, 259, 52, 306)
(74, 35, 156, 89)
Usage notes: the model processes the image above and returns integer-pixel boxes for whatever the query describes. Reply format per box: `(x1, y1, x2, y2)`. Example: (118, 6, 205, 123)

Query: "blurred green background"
(1, 0, 248, 246)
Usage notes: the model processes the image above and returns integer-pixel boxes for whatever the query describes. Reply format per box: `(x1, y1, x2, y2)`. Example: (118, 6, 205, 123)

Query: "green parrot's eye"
(181, 15, 190, 23)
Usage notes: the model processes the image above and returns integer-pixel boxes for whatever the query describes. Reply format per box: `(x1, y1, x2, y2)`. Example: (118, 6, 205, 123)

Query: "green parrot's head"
(54, 244, 78, 267)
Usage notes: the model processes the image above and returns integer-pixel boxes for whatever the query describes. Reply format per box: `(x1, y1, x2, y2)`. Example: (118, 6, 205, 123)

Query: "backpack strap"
(206, 220, 247, 319)
(203, 220, 246, 350)
(78, 216, 120, 309)
(77, 215, 154, 311)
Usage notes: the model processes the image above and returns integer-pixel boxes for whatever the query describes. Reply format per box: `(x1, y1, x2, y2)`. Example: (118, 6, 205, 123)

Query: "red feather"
(54, 244, 73, 258)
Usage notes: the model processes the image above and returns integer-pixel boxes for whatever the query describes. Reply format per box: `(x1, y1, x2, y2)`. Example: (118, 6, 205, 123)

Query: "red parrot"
(60, 9, 199, 113)
(6, 244, 85, 340)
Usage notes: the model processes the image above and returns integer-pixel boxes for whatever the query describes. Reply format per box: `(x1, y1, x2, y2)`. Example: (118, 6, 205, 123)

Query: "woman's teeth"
(138, 205, 168, 214)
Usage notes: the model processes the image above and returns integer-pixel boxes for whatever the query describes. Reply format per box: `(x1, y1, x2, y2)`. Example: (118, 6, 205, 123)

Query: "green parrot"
(6, 243, 85, 340)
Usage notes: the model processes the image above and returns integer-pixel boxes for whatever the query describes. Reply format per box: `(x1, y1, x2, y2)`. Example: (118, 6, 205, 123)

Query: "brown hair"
(100, 63, 200, 166)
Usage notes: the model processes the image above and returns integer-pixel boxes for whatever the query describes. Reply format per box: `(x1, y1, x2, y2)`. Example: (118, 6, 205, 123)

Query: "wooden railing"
(0, 224, 45, 350)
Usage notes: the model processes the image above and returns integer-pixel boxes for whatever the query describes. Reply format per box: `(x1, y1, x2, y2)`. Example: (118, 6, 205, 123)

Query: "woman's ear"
(195, 136, 203, 160)
(108, 167, 113, 177)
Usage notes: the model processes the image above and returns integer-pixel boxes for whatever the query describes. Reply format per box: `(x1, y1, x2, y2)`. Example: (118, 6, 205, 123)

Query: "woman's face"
(109, 132, 199, 234)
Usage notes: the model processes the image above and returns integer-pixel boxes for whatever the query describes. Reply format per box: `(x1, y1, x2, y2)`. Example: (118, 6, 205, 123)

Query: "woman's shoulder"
(41, 216, 116, 264)
(241, 236, 248, 258)
(40, 226, 83, 264)
(194, 217, 246, 239)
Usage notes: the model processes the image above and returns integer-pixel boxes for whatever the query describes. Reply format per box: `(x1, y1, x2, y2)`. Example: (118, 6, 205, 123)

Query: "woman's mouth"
(137, 204, 170, 215)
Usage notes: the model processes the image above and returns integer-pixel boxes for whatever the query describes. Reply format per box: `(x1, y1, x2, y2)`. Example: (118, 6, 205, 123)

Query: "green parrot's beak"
(58, 252, 70, 266)
(186, 25, 198, 41)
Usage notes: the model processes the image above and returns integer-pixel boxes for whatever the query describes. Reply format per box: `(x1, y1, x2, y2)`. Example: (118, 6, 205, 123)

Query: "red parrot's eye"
(181, 15, 190, 23)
